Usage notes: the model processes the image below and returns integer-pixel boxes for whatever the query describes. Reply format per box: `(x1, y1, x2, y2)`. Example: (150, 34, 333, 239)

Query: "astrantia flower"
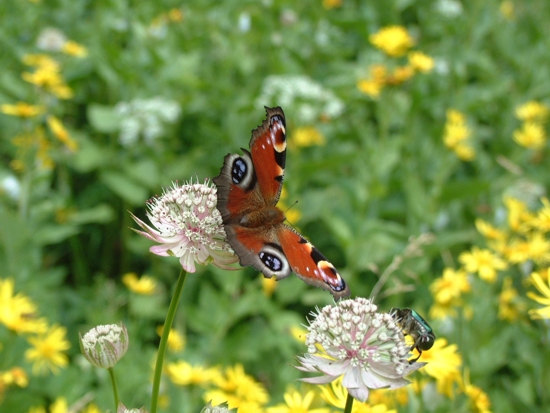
(201, 401, 236, 413)
(132, 180, 237, 273)
(296, 297, 424, 403)
(117, 403, 149, 413)
(80, 323, 129, 368)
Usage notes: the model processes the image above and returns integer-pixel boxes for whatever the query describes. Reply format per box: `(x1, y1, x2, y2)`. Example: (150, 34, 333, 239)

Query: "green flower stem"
(150, 269, 188, 413)
(108, 367, 119, 412)
(344, 391, 354, 413)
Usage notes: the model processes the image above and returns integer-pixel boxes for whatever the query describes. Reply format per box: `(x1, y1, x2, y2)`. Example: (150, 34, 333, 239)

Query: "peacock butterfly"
(213, 107, 350, 299)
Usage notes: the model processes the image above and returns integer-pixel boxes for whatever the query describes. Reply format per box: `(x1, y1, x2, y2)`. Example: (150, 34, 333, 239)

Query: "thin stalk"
(108, 367, 119, 412)
(344, 391, 354, 413)
(150, 269, 187, 413)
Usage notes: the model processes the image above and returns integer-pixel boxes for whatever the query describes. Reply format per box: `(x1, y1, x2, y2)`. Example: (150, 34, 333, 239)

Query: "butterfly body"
(214, 107, 350, 299)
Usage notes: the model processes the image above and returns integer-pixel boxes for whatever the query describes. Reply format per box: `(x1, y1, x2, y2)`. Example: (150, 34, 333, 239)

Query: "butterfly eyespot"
(258, 244, 291, 278)
(231, 158, 247, 184)
(260, 251, 283, 271)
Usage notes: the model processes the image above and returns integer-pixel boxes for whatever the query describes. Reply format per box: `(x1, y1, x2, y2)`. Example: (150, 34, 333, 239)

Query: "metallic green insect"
(392, 308, 435, 363)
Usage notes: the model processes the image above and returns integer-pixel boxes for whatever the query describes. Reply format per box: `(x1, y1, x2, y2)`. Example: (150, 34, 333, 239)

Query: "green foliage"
(1, 0, 550, 412)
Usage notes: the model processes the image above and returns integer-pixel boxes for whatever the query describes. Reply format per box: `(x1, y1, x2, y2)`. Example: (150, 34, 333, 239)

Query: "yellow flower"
(527, 270, 550, 319)
(504, 197, 534, 233)
(386, 65, 415, 85)
(529, 197, 550, 232)
(420, 338, 462, 397)
(475, 219, 507, 241)
(262, 274, 278, 297)
(506, 232, 550, 264)
(357, 64, 388, 98)
(500, 1, 515, 20)
(165, 361, 220, 386)
(81, 404, 101, 413)
(47, 115, 78, 151)
(463, 371, 492, 413)
(0, 278, 48, 334)
(515, 101, 549, 123)
(61, 40, 88, 57)
(156, 326, 185, 351)
(267, 387, 330, 413)
(168, 8, 184, 22)
(453, 142, 476, 161)
(23, 53, 58, 68)
(408, 51, 435, 73)
(320, 378, 397, 413)
(49, 397, 68, 413)
(292, 127, 326, 147)
(1, 367, 29, 388)
(290, 325, 308, 343)
(323, 0, 343, 9)
(513, 122, 546, 149)
(357, 79, 384, 98)
(458, 247, 507, 283)
(25, 324, 70, 375)
(122, 272, 158, 295)
(369, 26, 414, 57)
(498, 276, 524, 321)
(430, 268, 471, 306)
(1, 102, 44, 118)
(21, 54, 73, 99)
(205, 364, 269, 412)
(443, 110, 471, 146)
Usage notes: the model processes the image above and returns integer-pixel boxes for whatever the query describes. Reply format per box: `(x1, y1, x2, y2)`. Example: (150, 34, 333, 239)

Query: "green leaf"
(100, 170, 149, 205)
(87, 104, 121, 133)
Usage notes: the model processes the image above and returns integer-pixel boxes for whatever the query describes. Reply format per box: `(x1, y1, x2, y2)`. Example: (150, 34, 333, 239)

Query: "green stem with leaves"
(344, 391, 354, 413)
(150, 269, 188, 413)
(108, 367, 119, 412)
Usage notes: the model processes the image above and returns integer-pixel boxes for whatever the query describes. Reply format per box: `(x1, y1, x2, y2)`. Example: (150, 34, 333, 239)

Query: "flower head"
(201, 401, 236, 413)
(527, 271, 550, 319)
(369, 26, 414, 57)
(513, 122, 546, 150)
(296, 297, 424, 403)
(131, 180, 237, 273)
(25, 324, 70, 375)
(266, 387, 330, 413)
(80, 323, 129, 368)
(117, 403, 149, 413)
(1, 102, 44, 118)
(458, 247, 507, 283)
(123, 272, 157, 295)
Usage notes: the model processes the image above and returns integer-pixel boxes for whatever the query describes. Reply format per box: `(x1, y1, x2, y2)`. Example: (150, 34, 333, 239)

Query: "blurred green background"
(1, 0, 550, 412)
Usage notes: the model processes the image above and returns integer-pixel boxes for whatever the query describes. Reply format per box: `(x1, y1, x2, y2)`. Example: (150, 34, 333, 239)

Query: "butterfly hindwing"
(277, 225, 349, 298)
(214, 107, 350, 299)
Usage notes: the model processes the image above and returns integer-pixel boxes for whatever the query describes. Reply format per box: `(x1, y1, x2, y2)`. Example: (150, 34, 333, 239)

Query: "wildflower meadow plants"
(2, 0, 550, 412)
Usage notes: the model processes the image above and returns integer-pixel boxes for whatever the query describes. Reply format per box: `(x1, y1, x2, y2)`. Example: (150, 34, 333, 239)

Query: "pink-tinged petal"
(130, 180, 237, 272)
(300, 375, 338, 384)
(295, 298, 428, 404)
(348, 386, 370, 403)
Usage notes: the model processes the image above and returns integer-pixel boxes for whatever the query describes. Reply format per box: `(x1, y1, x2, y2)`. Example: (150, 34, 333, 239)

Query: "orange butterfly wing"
(213, 107, 350, 299)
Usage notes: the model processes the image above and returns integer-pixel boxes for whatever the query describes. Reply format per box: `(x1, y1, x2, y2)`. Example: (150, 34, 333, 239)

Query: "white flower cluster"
(256, 75, 344, 123)
(132, 180, 237, 273)
(114, 97, 181, 146)
(201, 401, 235, 413)
(36, 27, 67, 51)
(297, 297, 424, 402)
(80, 323, 129, 369)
